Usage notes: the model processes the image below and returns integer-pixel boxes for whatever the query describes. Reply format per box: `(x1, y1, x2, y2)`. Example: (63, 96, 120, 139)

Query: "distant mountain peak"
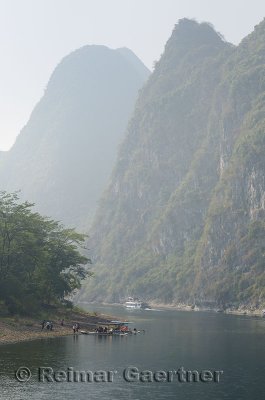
(161, 18, 227, 62)
(45, 44, 150, 97)
(116, 47, 150, 78)
(0, 45, 150, 228)
(152, 19, 229, 75)
(172, 18, 225, 45)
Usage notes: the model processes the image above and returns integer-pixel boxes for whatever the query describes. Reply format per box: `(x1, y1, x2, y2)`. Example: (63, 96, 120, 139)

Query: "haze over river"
(1, 304, 264, 399)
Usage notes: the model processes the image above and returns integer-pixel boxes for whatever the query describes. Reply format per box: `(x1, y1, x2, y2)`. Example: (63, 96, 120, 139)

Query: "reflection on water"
(0, 304, 264, 400)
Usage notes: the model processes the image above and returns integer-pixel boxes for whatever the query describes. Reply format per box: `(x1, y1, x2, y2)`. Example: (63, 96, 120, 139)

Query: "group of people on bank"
(40, 319, 81, 333)
(41, 320, 53, 330)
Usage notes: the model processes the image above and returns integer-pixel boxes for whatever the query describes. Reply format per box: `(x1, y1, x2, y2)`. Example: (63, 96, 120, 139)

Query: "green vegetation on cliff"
(79, 19, 265, 309)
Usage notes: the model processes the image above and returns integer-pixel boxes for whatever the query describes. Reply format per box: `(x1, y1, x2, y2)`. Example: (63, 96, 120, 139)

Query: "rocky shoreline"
(147, 302, 265, 317)
(0, 310, 112, 346)
(80, 301, 265, 318)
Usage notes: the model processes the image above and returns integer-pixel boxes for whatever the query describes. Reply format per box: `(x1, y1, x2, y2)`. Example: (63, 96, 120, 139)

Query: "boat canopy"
(95, 320, 133, 326)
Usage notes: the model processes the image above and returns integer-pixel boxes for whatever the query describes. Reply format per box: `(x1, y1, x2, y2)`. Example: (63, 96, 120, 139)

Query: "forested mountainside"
(0, 46, 150, 228)
(79, 19, 265, 309)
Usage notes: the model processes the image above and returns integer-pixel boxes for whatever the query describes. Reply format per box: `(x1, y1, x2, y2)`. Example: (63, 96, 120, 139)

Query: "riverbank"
(0, 308, 112, 346)
(147, 301, 265, 317)
(78, 301, 265, 318)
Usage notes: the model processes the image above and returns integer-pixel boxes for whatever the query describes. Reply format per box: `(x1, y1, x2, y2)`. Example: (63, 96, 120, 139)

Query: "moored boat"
(124, 297, 143, 309)
(80, 321, 135, 335)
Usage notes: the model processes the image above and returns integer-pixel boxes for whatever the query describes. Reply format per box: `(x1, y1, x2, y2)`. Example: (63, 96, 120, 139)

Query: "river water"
(0, 304, 264, 400)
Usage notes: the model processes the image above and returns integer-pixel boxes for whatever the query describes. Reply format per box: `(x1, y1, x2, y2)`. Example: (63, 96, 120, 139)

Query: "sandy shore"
(0, 310, 111, 346)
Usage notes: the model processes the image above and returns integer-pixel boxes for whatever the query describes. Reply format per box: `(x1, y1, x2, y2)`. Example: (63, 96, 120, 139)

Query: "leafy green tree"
(0, 191, 91, 314)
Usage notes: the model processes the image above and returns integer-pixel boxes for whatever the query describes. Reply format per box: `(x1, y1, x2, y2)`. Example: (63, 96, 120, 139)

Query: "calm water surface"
(0, 304, 264, 400)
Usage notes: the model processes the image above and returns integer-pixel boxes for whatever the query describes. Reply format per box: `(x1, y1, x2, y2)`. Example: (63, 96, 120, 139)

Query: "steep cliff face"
(194, 95, 265, 306)
(0, 46, 150, 228)
(192, 21, 265, 306)
(0, 152, 6, 162)
(153, 20, 265, 306)
(79, 19, 265, 308)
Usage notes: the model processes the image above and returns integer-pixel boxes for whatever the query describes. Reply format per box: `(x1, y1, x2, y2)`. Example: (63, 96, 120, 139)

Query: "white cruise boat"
(124, 297, 143, 309)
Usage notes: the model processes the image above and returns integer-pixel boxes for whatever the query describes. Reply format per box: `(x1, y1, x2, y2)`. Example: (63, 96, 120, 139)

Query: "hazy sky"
(1, 0, 265, 151)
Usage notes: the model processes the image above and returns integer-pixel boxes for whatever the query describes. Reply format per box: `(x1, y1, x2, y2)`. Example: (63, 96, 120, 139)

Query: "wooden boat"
(80, 330, 129, 336)
(80, 320, 134, 336)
